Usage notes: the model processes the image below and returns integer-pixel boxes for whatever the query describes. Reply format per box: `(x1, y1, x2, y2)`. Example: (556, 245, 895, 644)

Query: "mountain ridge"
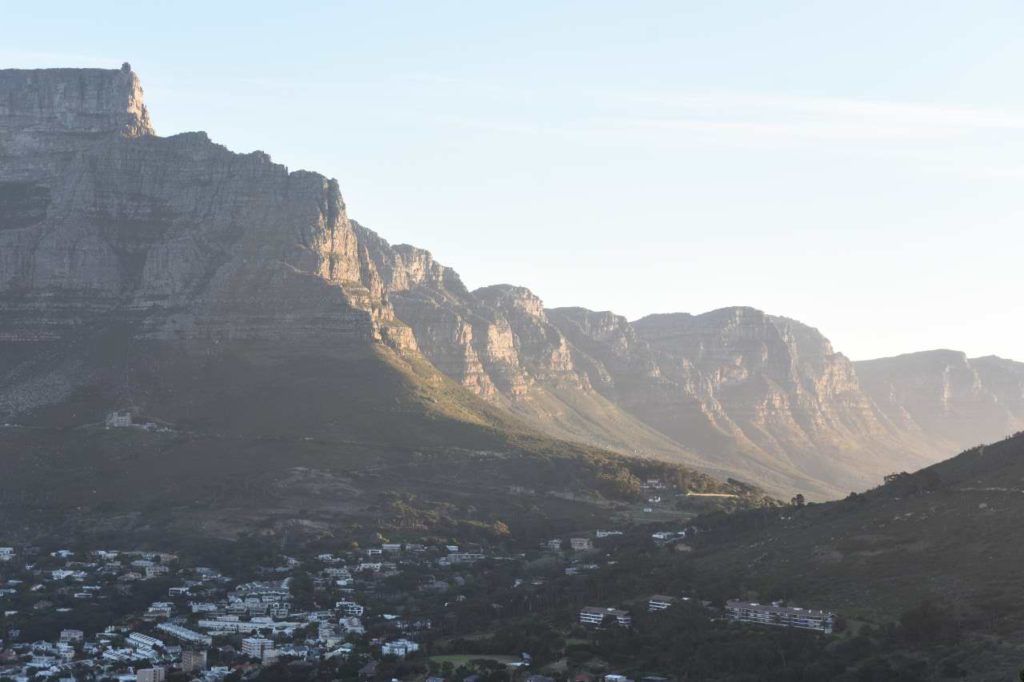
(0, 65, 1021, 508)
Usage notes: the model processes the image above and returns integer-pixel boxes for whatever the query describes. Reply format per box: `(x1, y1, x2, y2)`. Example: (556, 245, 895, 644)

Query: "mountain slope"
(547, 307, 937, 498)
(693, 431, 1024, 633)
(355, 226, 717, 468)
(630, 309, 932, 495)
(2, 65, 1021, 508)
(0, 66, 762, 539)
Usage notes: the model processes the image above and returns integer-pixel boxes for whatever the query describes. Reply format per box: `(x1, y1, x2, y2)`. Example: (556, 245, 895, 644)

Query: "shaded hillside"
(691, 431, 1024, 635)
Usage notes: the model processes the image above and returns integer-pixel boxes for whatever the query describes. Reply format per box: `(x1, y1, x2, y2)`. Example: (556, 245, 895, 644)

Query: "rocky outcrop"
(856, 351, 1024, 452)
(542, 307, 932, 497)
(355, 228, 695, 461)
(635, 309, 931, 493)
(0, 63, 152, 138)
(0, 66, 416, 420)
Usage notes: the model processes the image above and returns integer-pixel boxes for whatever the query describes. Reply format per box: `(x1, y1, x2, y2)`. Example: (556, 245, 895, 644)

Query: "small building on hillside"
(241, 637, 274, 659)
(381, 638, 419, 657)
(579, 606, 631, 627)
(648, 595, 676, 612)
(106, 410, 133, 428)
(725, 600, 834, 633)
(569, 537, 594, 551)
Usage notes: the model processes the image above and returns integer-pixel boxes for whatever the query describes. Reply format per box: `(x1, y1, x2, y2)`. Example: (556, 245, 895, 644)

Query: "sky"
(2, 0, 1022, 360)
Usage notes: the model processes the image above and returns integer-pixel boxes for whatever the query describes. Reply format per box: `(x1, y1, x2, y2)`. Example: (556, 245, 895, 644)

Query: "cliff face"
(0, 64, 152, 140)
(0, 66, 416, 422)
(2, 66, 1020, 502)
(540, 307, 929, 497)
(356, 226, 699, 461)
(633, 310, 930, 494)
(348, 226, 1017, 498)
(855, 351, 1024, 453)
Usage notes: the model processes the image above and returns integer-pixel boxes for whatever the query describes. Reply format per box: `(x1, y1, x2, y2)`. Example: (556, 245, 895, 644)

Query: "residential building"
(725, 600, 834, 633)
(242, 637, 275, 659)
(127, 632, 165, 650)
(569, 538, 594, 551)
(156, 622, 213, 646)
(441, 553, 485, 565)
(106, 410, 133, 428)
(337, 600, 364, 616)
(648, 595, 676, 612)
(340, 617, 366, 634)
(181, 649, 207, 673)
(59, 629, 84, 643)
(136, 667, 166, 682)
(145, 565, 170, 579)
(381, 638, 419, 657)
(579, 606, 632, 627)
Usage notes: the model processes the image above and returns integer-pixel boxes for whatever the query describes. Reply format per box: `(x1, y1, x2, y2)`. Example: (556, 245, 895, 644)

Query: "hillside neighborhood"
(0, 515, 836, 682)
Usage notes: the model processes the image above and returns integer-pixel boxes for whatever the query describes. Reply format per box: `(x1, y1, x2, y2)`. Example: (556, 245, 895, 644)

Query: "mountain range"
(0, 64, 1021, 513)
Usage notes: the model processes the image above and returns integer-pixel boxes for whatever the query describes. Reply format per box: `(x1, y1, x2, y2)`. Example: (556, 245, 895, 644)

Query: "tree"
(790, 494, 805, 508)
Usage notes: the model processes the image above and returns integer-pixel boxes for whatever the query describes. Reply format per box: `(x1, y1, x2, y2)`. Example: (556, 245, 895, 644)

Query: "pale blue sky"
(3, 1, 1022, 360)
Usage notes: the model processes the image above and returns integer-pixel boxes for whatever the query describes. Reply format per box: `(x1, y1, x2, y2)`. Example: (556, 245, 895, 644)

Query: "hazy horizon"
(4, 1, 1022, 360)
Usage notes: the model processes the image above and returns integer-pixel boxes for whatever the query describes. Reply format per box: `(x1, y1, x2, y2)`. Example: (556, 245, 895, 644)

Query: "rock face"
(1, 66, 1020, 501)
(856, 351, 1024, 453)
(544, 307, 930, 497)
(0, 64, 152, 139)
(0, 66, 417, 422)
(356, 227, 698, 462)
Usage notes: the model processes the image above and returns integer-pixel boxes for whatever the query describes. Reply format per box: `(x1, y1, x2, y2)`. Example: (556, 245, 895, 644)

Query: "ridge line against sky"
(1, 0, 1021, 361)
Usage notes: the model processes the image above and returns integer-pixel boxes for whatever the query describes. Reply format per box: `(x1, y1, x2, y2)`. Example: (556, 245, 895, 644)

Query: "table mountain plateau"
(0, 65, 1020, 515)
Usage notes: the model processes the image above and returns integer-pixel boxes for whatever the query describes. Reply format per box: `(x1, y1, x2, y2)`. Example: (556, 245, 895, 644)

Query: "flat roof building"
(579, 606, 631, 627)
(725, 600, 834, 634)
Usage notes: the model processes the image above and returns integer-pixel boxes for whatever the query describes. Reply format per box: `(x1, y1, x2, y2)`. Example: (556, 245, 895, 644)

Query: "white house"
(381, 638, 419, 658)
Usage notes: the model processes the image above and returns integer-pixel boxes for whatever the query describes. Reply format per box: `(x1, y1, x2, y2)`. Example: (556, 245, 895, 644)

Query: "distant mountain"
(0, 65, 1020, 515)
(855, 350, 1024, 454)
(355, 228, 930, 498)
(546, 307, 939, 498)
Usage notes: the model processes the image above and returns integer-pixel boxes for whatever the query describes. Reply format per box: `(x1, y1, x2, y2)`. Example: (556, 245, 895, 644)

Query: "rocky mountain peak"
(473, 284, 547, 320)
(0, 64, 153, 138)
